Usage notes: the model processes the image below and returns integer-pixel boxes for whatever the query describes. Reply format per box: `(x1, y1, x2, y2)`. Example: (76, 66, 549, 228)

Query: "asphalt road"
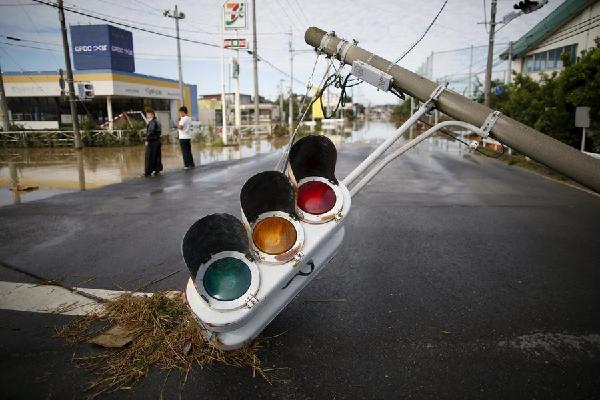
(1, 133, 599, 399)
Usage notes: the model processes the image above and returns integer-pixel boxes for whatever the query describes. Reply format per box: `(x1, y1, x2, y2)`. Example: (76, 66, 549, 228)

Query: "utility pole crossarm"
(304, 27, 600, 193)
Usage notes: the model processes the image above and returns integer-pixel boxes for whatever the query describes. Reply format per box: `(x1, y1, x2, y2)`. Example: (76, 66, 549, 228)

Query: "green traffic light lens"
(202, 257, 252, 301)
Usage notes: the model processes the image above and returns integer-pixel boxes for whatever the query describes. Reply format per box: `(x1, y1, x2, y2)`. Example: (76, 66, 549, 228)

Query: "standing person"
(177, 106, 195, 169)
(144, 108, 163, 177)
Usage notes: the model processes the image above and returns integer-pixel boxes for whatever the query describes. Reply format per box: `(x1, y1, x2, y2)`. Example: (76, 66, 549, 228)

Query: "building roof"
(499, 0, 597, 59)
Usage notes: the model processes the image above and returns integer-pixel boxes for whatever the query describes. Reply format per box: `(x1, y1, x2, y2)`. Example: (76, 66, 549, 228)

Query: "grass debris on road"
(56, 291, 275, 398)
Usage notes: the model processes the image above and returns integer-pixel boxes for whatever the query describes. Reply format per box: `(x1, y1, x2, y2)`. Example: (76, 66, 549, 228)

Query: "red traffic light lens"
(297, 181, 337, 215)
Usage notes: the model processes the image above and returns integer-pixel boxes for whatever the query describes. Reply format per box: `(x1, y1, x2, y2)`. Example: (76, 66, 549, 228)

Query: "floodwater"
(0, 121, 399, 207)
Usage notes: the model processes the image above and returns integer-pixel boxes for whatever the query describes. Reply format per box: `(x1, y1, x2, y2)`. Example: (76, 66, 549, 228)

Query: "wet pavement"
(0, 121, 599, 399)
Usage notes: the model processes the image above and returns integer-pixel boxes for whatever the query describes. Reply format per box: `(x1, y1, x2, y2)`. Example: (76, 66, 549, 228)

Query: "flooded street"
(0, 122, 400, 206)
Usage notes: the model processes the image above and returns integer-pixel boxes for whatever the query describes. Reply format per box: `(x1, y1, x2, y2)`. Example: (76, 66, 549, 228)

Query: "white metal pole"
(220, 3, 228, 145)
(581, 127, 586, 152)
(288, 28, 294, 135)
(107, 96, 113, 130)
(251, 0, 259, 126)
(235, 30, 241, 131)
(343, 102, 432, 187)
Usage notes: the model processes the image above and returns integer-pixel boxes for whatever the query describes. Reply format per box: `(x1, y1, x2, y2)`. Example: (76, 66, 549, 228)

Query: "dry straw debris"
(56, 291, 280, 398)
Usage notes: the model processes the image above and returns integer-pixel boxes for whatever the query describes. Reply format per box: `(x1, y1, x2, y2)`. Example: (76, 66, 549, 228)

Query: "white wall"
(516, 1, 600, 79)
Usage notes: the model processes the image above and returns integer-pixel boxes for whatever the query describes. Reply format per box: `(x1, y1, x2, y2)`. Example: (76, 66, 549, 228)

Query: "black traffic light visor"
(288, 135, 338, 184)
(240, 171, 296, 223)
(182, 213, 252, 279)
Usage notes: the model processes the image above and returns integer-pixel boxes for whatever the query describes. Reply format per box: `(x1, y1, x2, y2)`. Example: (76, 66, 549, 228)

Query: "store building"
(500, 0, 600, 80)
(198, 93, 280, 128)
(2, 24, 197, 130)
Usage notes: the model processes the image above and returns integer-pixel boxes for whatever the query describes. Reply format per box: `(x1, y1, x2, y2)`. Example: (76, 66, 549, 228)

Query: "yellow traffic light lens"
(252, 216, 297, 255)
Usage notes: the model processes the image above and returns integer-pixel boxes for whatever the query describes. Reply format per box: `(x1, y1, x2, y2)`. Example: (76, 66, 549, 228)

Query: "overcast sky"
(0, 0, 562, 104)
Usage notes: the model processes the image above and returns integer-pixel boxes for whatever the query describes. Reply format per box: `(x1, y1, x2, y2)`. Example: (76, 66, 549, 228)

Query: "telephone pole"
(467, 45, 474, 99)
(288, 28, 294, 135)
(164, 5, 185, 106)
(57, 0, 82, 149)
(278, 79, 284, 123)
(0, 63, 10, 132)
(251, 0, 259, 126)
(220, 2, 228, 144)
(483, 0, 497, 107)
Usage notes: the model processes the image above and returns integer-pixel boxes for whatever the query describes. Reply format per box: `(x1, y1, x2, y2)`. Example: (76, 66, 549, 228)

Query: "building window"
(524, 44, 578, 73)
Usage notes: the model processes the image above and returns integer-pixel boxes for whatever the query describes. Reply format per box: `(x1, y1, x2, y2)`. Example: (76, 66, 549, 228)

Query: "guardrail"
(0, 129, 140, 147)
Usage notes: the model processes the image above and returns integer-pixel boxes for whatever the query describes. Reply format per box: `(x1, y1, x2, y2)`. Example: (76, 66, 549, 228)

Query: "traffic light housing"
(183, 135, 351, 349)
(513, 0, 543, 13)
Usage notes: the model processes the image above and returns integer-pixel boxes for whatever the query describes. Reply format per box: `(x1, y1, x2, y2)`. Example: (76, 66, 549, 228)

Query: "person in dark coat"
(144, 108, 163, 177)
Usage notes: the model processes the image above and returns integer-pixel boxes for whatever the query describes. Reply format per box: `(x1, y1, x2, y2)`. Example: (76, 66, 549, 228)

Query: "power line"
(393, 0, 449, 63)
(29, 0, 296, 81)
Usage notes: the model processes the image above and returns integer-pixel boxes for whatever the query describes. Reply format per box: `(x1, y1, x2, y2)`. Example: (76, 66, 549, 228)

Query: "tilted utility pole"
(0, 63, 10, 132)
(251, 0, 259, 126)
(163, 5, 186, 106)
(57, 0, 82, 149)
(278, 79, 284, 123)
(288, 28, 294, 135)
(483, 0, 497, 107)
(305, 27, 600, 193)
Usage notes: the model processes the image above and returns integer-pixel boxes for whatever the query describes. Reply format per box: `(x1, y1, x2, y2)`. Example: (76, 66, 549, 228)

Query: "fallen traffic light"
(183, 135, 351, 349)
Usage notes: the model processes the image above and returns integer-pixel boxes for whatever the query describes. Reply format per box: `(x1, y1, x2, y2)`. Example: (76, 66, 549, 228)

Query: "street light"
(163, 5, 186, 106)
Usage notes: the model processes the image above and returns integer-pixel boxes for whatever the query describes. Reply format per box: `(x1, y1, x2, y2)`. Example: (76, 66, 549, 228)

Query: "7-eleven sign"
(223, 1, 247, 30)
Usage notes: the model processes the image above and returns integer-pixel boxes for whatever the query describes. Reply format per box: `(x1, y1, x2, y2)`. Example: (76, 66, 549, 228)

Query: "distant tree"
(485, 38, 600, 151)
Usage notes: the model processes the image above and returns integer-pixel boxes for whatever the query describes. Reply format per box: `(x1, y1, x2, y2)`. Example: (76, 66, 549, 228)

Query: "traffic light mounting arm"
(342, 84, 446, 188)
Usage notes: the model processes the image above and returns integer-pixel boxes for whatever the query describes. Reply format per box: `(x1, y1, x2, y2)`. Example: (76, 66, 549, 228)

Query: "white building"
(500, 0, 600, 80)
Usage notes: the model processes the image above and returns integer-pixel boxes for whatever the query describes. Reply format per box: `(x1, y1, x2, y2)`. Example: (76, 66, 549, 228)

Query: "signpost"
(221, 1, 247, 141)
(575, 106, 591, 152)
(223, 38, 248, 49)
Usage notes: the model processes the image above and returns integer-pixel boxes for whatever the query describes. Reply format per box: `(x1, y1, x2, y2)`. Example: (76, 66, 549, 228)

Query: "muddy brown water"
(0, 122, 404, 206)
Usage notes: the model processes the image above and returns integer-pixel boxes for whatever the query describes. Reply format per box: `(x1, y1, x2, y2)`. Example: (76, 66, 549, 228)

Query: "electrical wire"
(393, 0, 449, 63)
(29, 0, 297, 82)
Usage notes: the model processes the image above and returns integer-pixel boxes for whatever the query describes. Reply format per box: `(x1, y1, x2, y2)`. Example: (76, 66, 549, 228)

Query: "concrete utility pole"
(164, 5, 185, 106)
(220, 2, 228, 144)
(506, 41, 513, 85)
(278, 79, 284, 123)
(57, 0, 82, 149)
(0, 63, 10, 132)
(251, 0, 259, 126)
(305, 27, 600, 193)
(484, 0, 497, 107)
(288, 28, 294, 135)
(234, 31, 241, 131)
(467, 45, 474, 99)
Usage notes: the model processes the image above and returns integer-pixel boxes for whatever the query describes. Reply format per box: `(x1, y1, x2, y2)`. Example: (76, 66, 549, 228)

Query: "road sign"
(575, 106, 591, 128)
(223, 1, 247, 30)
(224, 38, 248, 49)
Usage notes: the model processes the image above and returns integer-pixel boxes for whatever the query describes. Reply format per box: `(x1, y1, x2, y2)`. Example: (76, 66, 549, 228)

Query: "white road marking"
(0, 281, 156, 316)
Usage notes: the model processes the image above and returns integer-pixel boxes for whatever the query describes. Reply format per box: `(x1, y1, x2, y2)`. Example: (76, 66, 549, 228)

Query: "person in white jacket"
(177, 106, 195, 169)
